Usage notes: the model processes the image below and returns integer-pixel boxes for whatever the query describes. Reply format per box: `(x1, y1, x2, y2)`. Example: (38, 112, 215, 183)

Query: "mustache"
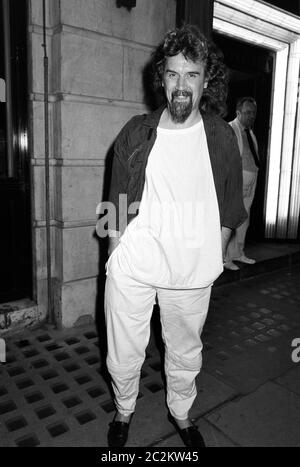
(172, 90, 192, 99)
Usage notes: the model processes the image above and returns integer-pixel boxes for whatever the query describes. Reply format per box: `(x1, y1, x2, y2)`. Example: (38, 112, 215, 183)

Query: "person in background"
(99, 25, 246, 448)
(224, 97, 260, 271)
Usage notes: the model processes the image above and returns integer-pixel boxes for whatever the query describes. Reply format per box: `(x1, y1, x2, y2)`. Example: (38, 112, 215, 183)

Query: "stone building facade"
(2, 0, 176, 334)
(2, 0, 299, 336)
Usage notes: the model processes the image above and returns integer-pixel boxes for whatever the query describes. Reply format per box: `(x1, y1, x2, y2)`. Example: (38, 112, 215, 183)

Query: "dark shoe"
(179, 425, 206, 447)
(107, 420, 130, 447)
(168, 414, 206, 447)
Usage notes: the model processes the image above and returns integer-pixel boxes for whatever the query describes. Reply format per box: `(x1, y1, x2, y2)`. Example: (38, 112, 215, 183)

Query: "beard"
(168, 90, 193, 123)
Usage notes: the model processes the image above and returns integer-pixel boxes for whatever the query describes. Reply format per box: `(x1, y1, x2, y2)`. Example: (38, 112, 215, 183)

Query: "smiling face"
(162, 53, 208, 124)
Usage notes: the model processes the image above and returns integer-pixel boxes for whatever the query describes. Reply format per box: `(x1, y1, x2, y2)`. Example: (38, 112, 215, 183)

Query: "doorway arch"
(213, 0, 300, 240)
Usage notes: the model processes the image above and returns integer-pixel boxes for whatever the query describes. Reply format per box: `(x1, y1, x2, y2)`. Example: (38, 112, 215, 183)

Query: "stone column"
(30, 0, 176, 328)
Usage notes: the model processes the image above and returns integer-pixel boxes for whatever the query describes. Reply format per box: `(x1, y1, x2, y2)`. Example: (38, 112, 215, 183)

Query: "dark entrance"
(0, 0, 32, 303)
(213, 33, 274, 241)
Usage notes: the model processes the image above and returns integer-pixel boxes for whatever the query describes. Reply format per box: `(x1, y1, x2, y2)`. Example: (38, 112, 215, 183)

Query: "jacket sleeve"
(107, 122, 131, 234)
(222, 127, 247, 230)
(109, 134, 127, 204)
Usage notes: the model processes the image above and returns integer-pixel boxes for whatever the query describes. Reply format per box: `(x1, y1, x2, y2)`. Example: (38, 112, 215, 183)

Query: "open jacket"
(229, 117, 259, 158)
(108, 106, 247, 235)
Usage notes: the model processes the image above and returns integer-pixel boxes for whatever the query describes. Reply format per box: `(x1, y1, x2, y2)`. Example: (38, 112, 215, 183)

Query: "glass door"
(0, 0, 32, 303)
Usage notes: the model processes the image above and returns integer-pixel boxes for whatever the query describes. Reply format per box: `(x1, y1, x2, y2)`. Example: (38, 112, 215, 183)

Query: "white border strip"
(264, 47, 288, 237)
(276, 39, 300, 237)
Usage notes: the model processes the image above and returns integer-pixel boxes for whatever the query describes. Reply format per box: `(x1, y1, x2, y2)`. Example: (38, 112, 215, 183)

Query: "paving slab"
(154, 418, 238, 447)
(275, 365, 300, 396)
(192, 371, 238, 416)
(206, 381, 300, 447)
(124, 370, 237, 447)
(126, 390, 170, 447)
(202, 266, 300, 394)
(204, 332, 297, 394)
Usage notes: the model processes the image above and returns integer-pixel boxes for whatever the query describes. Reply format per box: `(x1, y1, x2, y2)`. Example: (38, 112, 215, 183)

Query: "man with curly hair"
(102, 25, 246, 447)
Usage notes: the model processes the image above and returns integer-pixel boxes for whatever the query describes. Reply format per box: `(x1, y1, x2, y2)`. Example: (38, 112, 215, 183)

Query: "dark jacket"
(108, 106, 247, 234)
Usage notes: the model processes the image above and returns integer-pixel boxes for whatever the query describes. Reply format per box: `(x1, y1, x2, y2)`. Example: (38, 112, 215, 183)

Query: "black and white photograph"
(0, 0, 300, 452)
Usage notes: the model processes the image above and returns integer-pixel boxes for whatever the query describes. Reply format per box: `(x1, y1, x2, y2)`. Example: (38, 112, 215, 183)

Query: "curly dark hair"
(152, 25, 229, 116)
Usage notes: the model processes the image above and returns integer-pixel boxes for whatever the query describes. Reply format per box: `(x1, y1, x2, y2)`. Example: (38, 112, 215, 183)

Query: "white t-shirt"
(108, 119, 223, 288)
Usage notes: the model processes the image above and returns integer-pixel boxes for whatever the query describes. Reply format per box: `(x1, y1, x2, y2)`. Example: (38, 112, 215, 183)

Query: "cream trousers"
(226, 169, 258, 261)
(105, 268, 211, 420)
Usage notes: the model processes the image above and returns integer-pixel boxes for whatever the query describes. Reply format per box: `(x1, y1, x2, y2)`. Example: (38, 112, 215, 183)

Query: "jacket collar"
(142, 106, 165, 128)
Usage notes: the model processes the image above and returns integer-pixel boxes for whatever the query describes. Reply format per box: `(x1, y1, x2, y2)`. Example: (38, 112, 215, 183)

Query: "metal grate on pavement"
(0, 324, 165, 447)
(1, 267, 300, 446)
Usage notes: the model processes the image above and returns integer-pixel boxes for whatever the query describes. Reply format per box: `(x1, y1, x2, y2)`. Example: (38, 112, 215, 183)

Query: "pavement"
(0, 241, 300, 447)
